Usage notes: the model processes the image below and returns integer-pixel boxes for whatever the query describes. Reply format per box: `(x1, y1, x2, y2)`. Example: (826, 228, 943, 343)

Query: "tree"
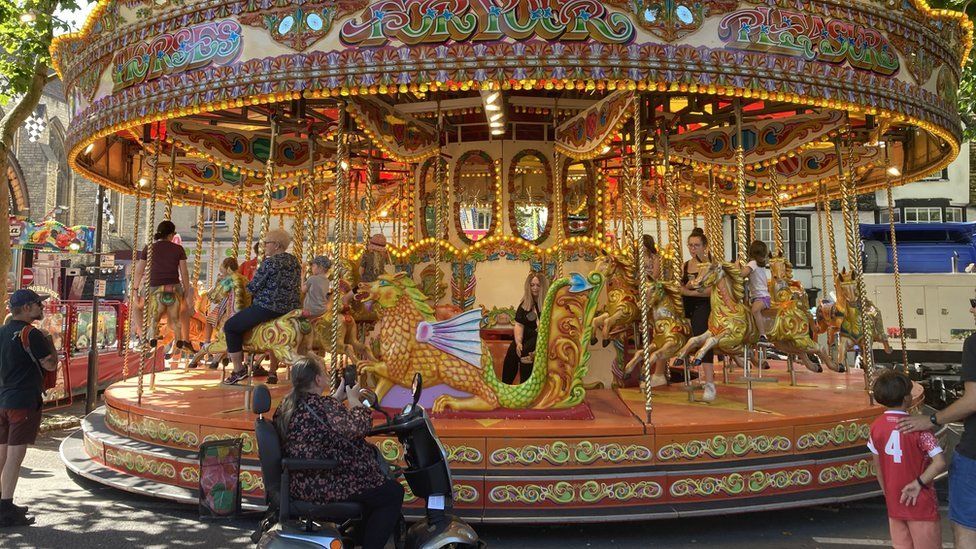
(930, 0, 976, 141)
(0, 0, 79, 308)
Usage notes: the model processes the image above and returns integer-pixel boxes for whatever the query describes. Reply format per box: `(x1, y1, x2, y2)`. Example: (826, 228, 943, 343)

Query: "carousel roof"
(51, 0, 972, 214)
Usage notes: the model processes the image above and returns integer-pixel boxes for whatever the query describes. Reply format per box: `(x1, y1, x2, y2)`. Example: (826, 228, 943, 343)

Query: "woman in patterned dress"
(273, 357, 404, 549)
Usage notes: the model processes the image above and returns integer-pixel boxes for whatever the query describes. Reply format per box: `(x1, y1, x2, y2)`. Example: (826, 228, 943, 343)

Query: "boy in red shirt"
(868, 371, 947, 549)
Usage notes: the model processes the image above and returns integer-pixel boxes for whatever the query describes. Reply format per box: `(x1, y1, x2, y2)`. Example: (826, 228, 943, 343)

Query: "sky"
(56, 0, 95, 35)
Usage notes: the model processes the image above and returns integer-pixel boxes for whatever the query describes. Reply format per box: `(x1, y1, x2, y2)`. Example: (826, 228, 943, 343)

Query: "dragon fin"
(416, 308, 483, 368)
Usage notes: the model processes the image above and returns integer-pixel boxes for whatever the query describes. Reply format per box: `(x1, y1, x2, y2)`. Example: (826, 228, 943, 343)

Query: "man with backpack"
(0, 289, 58, 527)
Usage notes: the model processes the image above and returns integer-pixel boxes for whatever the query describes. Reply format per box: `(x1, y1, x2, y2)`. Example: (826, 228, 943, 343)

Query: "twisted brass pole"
(816, 187, 828, 293)
(663, 125, 681, 284)
(821, 181, 839, 292)
(553, 150, 565, 279)
(245, 211, 255, 261)
(633, 96, 653, 422)
(164, 145, 176, 220)
(329, 103, 349, 377)
(232, 179, 245, 261)
(121, 178, 143, 379)
(208, 211, 217, 288)
(138, 141, 160, 403)
(734, 100, 747, 262)
(259, 119, 280, 262)
(770, 172, 783, 257)
(192, 197, 206, 287)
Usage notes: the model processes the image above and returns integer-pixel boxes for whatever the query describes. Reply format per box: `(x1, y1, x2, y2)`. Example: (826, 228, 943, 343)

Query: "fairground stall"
(53, 0, 970, 522)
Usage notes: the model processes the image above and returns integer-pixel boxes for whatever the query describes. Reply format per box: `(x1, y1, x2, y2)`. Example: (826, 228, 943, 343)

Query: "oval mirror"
(564, 161, 595, 237)
(509, 150, 552, 243)
(454, 151, 496, 243)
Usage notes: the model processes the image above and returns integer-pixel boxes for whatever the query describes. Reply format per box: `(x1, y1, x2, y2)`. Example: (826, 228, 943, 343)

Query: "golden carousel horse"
(623, 277, 690, 380)
(677, 260, 760, 366)
(188, 274, 311, 369)
(356, 270, 604, 412)
(305, 276, 371, 361)
(766, 255, 840, 373)
(590, 255, 638, 347)
(815, 269, 891, 369)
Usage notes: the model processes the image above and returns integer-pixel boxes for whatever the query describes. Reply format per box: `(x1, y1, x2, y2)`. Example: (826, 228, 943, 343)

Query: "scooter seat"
(290, 500, 364, 521)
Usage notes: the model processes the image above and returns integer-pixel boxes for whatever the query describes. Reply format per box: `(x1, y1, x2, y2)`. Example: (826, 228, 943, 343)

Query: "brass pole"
(139, 140, 161, 401)
(885, 145, 908, 374)
(259, 118, 280, 261)
(121, 172, 143, 380)
(633, 95, 653, 422)
(164, 145, 176, 220)
(734, 100, 747, 262)
(329, 102, 349, 377)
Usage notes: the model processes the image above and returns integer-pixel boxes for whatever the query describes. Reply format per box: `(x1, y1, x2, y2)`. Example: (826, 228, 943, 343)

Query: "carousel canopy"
(52, 0, 972, 214)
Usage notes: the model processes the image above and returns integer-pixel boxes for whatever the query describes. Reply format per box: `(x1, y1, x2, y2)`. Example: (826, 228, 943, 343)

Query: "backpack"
(18, 326, 57, 393)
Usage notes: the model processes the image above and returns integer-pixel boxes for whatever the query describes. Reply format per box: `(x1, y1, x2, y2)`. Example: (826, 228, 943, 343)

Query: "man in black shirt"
(0, 290, 57, 527)
(900, 302, 976, 547)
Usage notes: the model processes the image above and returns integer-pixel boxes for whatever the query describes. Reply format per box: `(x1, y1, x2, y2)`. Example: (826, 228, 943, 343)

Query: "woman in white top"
(740, 240, 771, 341)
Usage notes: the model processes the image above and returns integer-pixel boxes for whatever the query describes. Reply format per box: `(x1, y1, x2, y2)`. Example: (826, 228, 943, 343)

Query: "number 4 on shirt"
(884, 431, 903, 463)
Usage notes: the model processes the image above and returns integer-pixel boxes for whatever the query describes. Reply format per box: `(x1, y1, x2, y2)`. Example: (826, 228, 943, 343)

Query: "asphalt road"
(2, 427, 960, 548)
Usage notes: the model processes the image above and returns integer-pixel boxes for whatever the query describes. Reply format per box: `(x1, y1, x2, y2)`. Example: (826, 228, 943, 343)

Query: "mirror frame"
(453, 150, 498, 244)
(562, 160, 597, 238)
(508, 149, 553, 244)
(418, 156, 448, 240)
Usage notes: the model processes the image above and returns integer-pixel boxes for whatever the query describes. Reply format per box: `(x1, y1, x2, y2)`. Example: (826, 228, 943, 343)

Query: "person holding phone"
(898, 297, 976, 548)
(502, 272, 548, 384)
(273, 356, 403, 549)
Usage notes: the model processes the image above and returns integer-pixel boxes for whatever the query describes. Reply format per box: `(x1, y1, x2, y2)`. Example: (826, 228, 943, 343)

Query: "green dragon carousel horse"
(767, 255, 840, 373)
(815, 269, 892, 369)
(356, 270, 605, 412)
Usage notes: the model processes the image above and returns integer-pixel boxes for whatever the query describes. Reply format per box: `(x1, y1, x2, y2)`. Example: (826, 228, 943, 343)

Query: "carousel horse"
(306, 276, 372, 361)
(187, 273, 311, 369)
(143, 285, 185, 357)
(816, 269, 892, 369)
(676, 260, 760, 366)
(590, 255, 638, 347)
(766, 255, 840, 373)
(623, 278, 690, 378)
(356, 270, 604, 412)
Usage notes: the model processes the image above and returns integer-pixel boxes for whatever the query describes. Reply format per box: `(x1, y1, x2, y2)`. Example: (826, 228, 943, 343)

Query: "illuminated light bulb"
(887, 166, 901, 177)
(491, 128, 504, 135)
(485, 103, 501, 112)
(489, 112, 503, 122)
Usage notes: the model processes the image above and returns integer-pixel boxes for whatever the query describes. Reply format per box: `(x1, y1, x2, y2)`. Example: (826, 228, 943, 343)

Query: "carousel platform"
(61, 364, 901, 523)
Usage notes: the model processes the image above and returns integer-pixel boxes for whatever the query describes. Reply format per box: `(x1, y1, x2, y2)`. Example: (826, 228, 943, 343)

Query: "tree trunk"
(1, 61, 50, 311)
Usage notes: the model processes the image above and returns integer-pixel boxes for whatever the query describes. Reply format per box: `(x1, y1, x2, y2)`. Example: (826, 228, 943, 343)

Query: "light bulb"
(887, 166, 901, 177)
(485, 92, 500, 103)
(489, 113, 503, 122)
(485, 104, 501, 111)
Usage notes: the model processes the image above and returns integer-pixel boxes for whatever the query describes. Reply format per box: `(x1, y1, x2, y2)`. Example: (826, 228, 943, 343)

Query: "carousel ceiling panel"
(670, 111, 847, 168)
(51, 0, 971, 211)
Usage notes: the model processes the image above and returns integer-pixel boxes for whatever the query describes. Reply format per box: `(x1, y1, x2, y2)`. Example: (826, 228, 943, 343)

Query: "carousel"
(53, 0, 970, 523)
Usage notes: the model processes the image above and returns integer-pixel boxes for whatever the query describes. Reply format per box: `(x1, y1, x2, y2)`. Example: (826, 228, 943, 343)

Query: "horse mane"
(658, 280, 684, 312)
(720, 262, 746, 303)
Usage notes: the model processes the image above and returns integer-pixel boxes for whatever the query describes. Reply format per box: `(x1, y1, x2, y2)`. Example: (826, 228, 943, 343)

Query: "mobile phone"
(343, 364, 358, 388)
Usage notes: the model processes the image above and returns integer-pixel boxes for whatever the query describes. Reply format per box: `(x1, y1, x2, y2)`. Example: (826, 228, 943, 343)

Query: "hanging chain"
(886, 171, 908, 374)
(770, 171, 783, 257)
(259, 118, 280, 262)
(164, 145, 176, 220)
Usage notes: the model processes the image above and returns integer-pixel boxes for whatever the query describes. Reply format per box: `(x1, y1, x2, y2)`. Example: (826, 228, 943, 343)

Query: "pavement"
(1, 402, 963, 548)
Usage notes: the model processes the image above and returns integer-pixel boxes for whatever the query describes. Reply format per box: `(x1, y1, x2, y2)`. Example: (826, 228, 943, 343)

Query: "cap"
(311, 256, 332, 270)
(369, 233, 387, 247)
(9, 289, 50, 308)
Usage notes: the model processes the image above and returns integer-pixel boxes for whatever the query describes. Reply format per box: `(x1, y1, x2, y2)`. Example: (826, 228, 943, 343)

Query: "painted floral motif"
(240, 4, 349, 52)
(446, 445, 484, 464)
(239, 470, 266, 494)
(796, 423, 870, 450)
(819, 459, 876, 484)
(670, 474, 746, 497)
(488, 482, 577, 504)
(489, 441, 652, 466)
(490, 480, 662, 504)
(105, 448, 178, 479)
(657, 434, 793, 461)
(747, 469, 813, 492)
(578, 480, 663, 503)
(127, 416, 200, 448)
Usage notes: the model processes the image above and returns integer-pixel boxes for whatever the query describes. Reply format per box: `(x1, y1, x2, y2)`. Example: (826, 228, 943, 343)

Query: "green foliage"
(930, 0, 976, 141)
(0, 0, 79, 104)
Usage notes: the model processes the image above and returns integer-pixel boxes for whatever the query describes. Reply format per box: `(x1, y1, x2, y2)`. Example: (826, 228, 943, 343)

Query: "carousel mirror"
(509, 150, 552, 243)
(564, 161, 594, 237)
(454, 151, 496, 243)
(419, 156, 447, 239)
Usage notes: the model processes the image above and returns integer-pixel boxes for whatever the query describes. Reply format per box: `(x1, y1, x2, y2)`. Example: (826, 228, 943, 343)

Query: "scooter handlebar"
(368, 415, 427, 437)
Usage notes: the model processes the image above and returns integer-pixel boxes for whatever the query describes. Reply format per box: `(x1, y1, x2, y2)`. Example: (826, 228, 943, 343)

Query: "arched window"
(48, 119, 71, 224)
(5, 151, 30, 215)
